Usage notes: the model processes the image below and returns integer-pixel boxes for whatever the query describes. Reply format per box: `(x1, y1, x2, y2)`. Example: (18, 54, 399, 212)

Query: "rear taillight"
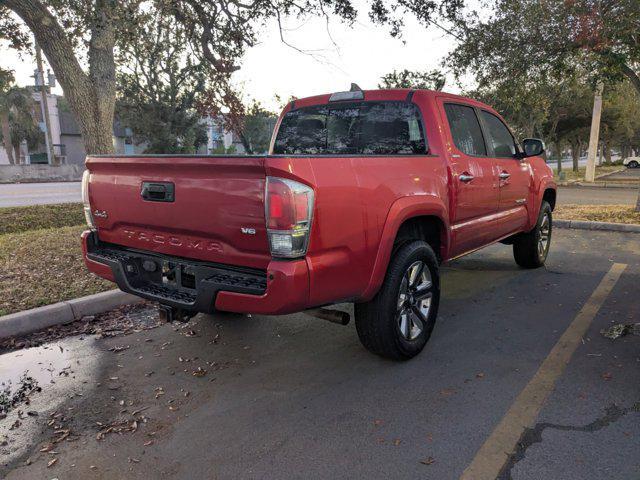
(265, 176, 314, 258)
(81, 169, 95, 229)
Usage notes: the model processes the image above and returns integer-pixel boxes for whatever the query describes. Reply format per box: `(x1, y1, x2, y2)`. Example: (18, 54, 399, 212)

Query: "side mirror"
(521, 138, 545, 158)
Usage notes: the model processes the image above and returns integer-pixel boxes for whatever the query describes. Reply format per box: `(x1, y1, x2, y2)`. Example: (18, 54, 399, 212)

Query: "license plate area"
(160, 261, 196, 291)
(161, 261, 178, 287)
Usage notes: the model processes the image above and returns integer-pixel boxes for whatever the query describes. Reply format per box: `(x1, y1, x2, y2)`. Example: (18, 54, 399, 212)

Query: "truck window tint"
(273, 101, 427, 155)
(444, 104, 487, 156)
(480, 111, 517, 157)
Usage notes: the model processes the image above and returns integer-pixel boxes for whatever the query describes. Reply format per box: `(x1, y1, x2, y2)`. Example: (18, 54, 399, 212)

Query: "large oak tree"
(1, 0, 461, 154)
(448, 0, 640, 95)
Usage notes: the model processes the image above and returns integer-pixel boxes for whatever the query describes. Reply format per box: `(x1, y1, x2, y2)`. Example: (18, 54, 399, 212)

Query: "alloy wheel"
(396, 261, 433, 340)
(538, 213, 551, 260)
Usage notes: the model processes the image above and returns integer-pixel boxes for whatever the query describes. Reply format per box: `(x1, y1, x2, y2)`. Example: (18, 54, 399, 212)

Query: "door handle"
(499, 172, 511, 180)
(141, 182, 175, 202)
(459, 174, 475, 183)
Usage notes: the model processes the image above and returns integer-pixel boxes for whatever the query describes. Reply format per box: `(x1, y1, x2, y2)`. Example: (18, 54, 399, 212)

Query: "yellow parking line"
(460, 262, 627, 480)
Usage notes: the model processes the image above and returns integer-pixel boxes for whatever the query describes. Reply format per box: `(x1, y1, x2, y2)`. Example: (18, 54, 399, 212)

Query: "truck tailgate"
(86, 155, 270, 270)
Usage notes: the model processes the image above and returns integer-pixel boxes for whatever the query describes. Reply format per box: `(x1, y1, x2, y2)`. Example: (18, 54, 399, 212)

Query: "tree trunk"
(622, 64, 640, 97)
(571, 142, 579, 172)
(6, 0, 116, 155)
(621, 145, 629, 160)
(604, 141, 611, 164)
(14, 144, 22, 164)
(0, 113, 15, 164)
(239, 131, 253, 154)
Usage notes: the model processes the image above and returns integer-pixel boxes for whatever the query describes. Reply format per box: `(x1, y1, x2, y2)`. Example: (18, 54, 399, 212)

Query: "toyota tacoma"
(81, 87, 556, 360)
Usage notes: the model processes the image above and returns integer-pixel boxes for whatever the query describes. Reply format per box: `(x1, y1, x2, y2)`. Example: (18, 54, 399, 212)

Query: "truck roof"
(289, 88, 493, 112)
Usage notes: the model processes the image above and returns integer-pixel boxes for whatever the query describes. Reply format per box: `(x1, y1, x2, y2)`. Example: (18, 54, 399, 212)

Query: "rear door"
(441, 102, 499, 257)
(478, 110, 532, 238)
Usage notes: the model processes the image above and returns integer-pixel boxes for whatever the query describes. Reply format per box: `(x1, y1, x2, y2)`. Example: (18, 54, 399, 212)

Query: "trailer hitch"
(158, 304, 194, 323)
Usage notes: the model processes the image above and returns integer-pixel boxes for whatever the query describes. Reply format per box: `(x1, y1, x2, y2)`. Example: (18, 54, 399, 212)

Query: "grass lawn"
(553, 165, 622, 182)
(0, 204, 112, 316)
(0, 202, 85, 234)
(555, 204, 640, 224)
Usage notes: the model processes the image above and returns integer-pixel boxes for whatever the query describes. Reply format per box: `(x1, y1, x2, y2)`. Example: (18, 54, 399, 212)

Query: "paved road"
(0, 182, 81, 207)
(2, 228, 639, 479)
(558, 185, 637, 205)
(553, 157, 588, 170)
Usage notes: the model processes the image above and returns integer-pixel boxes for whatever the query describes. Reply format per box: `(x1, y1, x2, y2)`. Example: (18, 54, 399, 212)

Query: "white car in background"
(623, 157, 640, 168)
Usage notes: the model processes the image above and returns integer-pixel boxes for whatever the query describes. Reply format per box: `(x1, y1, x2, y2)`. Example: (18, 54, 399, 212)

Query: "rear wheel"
(628, 160, 639, 168)
(355, 241, 440, 360)
(513, 201, 552, 268)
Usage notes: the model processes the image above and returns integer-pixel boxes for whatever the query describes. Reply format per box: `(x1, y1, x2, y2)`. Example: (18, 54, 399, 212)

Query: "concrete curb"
(555, 219, 640, 233)
(595, 168, 627, 180)
(0, 290, 143, 339)
(558, 181, 638, 189)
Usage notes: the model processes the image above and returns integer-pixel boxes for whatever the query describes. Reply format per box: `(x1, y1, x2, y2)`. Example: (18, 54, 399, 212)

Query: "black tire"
(628, 160, 639, 168)
(513, 201, 552, 269)
(355, 241, 440, 360)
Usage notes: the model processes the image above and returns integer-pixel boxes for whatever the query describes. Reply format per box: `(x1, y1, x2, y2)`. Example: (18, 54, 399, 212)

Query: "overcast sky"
(0, 1, 465, 111)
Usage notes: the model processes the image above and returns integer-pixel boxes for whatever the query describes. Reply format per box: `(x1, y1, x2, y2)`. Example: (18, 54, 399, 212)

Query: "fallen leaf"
(420, 456, 435, 465)
(192, 367, 207, 377)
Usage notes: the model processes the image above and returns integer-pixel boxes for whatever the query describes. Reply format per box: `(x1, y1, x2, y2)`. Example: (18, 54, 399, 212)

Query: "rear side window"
(480, 111, 517, 157)
(444, 104, 487, 156)
(273, 101, 427, 155)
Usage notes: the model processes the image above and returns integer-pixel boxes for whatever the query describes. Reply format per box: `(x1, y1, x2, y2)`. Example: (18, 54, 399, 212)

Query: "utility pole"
(584, 82, 604, 182)
(35, 41, 56, 165)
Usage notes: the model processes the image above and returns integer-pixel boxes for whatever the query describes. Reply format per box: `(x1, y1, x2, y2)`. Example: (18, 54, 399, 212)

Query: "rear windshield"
(273, 101, 427, 155)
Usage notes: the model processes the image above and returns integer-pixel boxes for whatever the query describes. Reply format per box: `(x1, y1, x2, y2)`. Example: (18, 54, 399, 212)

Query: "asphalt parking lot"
(1, 228, 639, 480)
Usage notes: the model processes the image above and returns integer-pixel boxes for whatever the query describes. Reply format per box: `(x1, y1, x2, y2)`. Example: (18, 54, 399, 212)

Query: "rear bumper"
(82, 231, 309, 315)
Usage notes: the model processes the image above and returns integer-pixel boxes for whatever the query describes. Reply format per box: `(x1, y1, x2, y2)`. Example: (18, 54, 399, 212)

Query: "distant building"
(0, 94, 275, 167)
(202, 115, 247, 154)
(0, 91, 144, 166)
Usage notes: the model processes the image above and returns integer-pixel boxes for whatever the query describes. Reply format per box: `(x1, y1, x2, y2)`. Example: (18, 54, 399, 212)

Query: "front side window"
(273, 101, 427, 155)
(444, 104, 487, 156)
(480, 110, 517, 157)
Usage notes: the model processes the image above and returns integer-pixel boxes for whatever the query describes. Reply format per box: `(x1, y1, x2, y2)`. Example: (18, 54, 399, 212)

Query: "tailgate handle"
(141, 182, 175, 202)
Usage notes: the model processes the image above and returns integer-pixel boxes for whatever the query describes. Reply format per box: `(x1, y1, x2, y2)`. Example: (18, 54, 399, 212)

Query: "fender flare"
(360, 195, 450, 301)
(532, 176, 557, 225)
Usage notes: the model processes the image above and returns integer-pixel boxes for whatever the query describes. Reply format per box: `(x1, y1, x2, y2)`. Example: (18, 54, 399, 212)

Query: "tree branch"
(4, 0, 91, 101)
(621, 63, 640, 97)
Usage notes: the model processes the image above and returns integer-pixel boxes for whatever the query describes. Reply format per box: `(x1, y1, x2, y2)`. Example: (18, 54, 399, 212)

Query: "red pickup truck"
(81, 87, 556, 360)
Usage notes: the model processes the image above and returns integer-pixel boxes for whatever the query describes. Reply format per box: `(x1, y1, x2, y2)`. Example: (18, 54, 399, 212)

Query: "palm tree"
(0, 69, 38, 165)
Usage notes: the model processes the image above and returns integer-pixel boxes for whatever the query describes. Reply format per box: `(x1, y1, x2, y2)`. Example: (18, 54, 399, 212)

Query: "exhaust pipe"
(305, 308, 350, 325)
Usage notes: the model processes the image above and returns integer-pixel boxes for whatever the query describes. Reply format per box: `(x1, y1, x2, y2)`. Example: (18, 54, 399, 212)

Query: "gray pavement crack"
(497, 402, 640, 480)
